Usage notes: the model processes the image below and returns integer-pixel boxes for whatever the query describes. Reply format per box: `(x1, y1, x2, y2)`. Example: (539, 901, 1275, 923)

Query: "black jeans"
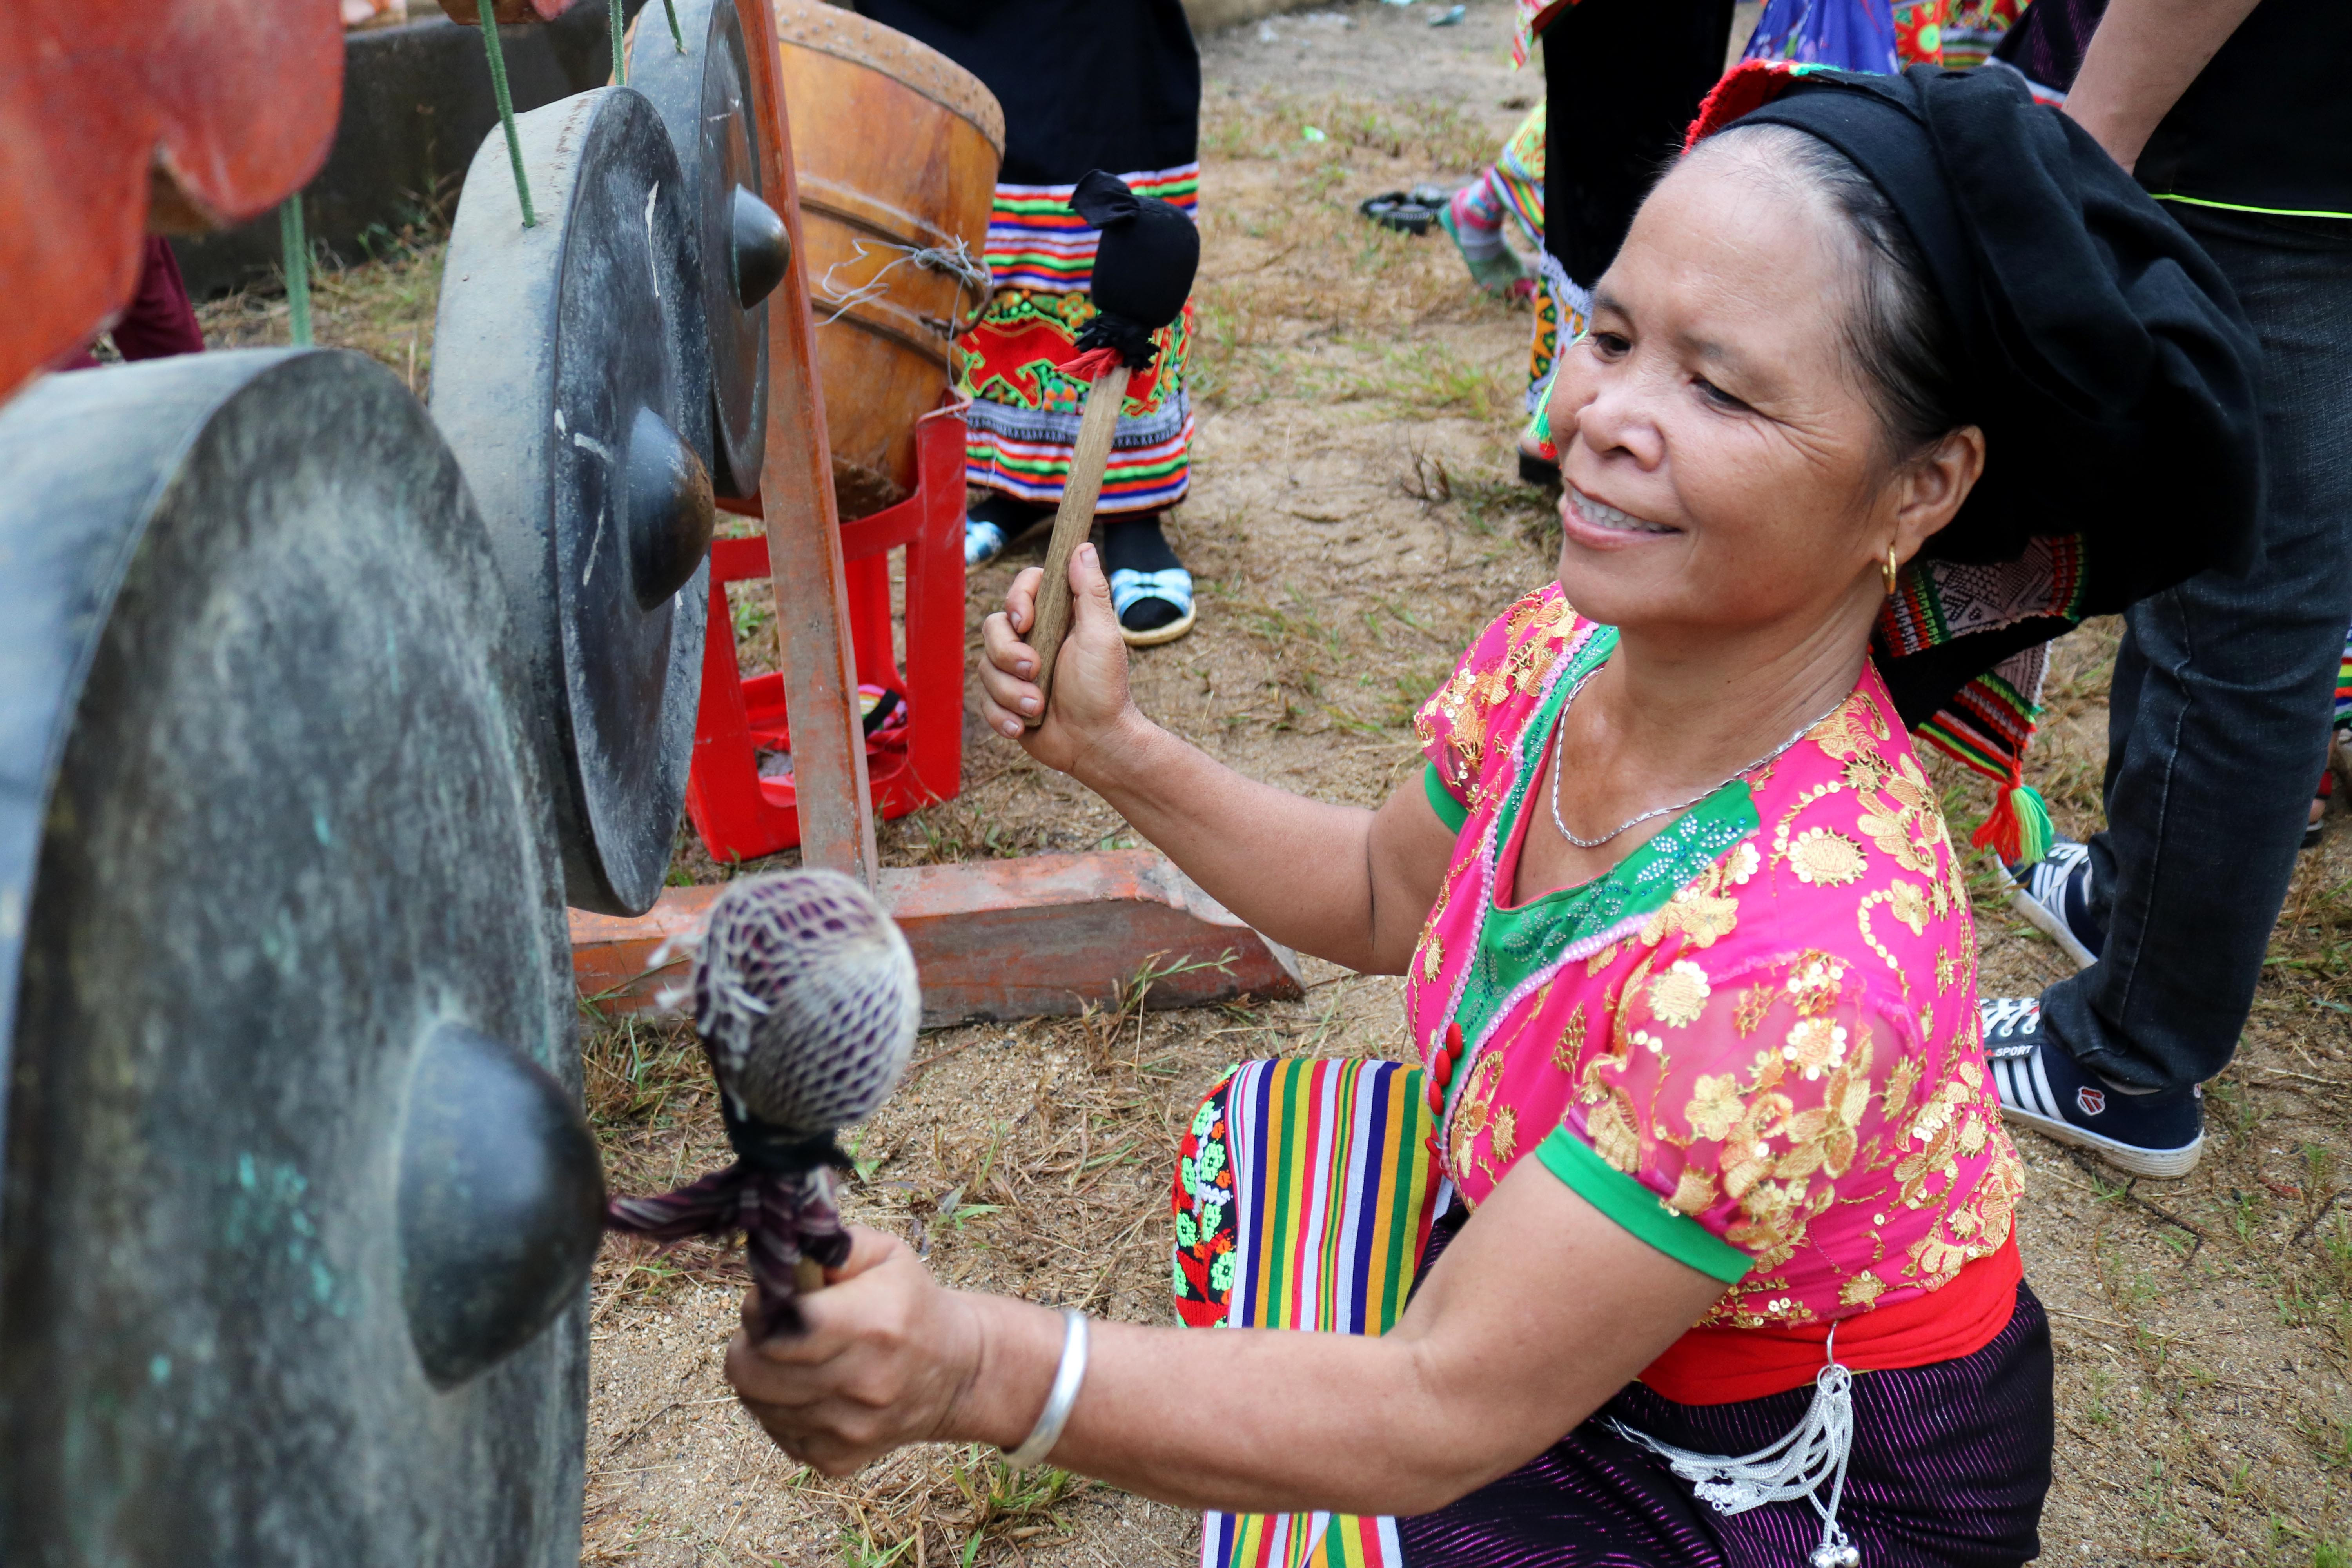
(2041, 206, 2352, 1094)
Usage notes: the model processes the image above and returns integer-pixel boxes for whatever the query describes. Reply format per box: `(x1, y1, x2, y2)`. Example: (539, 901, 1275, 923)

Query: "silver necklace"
(1548, 665, 1845, 849)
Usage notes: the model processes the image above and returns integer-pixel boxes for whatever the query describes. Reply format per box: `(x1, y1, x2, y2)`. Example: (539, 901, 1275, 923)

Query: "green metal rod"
(610, 0, 626, 82)
(279, 197, 313, 347)
(479, 13, 536, 227)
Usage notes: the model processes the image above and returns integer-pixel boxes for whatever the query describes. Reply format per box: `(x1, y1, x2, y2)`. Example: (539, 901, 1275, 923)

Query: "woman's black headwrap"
(1690, 61, 2263, 859)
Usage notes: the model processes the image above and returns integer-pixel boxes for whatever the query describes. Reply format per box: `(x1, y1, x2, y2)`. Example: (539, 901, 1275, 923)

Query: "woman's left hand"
(724, 1227, 991, 1475)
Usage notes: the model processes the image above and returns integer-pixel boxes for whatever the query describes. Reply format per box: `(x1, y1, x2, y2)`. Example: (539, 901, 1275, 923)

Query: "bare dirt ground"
(198, 1, 2352, 1561)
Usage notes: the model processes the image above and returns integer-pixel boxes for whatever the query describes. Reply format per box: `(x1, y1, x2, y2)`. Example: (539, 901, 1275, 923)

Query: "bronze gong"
(432, 87, 718, 917)
(0, 350, 604, 1566)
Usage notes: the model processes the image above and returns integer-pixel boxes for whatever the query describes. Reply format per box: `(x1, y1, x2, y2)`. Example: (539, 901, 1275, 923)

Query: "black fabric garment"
(2137, 0, 2352, 216)
(1724, 66, 2263, 616)
(1994, 0, 2352, 216)
(1542, 0, 1737, 288)
(854, 0, 1199, 186)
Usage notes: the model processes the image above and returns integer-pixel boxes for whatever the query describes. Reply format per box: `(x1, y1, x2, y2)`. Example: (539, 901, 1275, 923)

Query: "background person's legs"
(1521, 0, 1734, 479)
(2037, 207, 2352, 1096)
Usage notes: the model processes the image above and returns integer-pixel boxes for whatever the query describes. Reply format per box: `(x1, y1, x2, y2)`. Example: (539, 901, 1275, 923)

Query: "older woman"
(723, 65, 2255, 1568)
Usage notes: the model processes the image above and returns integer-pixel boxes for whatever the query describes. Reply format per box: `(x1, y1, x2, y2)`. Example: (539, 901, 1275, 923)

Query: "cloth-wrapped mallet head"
(694, 867, 921, 1141)
(604, 870, 921, 1338)
(1067, 168, 1201, 371)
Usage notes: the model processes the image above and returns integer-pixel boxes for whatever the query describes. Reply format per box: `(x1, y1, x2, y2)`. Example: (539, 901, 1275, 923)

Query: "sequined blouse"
(1406, 587, 2024, 1331)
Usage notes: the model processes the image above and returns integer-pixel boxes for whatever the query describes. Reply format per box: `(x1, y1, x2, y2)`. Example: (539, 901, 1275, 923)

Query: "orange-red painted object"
(572, 849, 1305, 1025)
(687, 402, 966, 861)
(439, 0, 579, 23)
(0, 0, 343, 405)
(741, 0, 876, 885)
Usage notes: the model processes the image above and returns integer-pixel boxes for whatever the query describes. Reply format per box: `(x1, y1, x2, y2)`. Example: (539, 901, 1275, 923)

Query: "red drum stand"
(687, 402, 966, 861)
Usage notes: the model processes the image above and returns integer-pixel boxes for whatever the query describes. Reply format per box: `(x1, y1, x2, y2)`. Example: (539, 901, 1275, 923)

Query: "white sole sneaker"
(1988, 1052, 2205, 1179)
(2005, 885, 2098, 971)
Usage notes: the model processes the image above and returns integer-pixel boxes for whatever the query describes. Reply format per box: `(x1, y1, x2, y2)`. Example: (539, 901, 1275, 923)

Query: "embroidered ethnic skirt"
(958, 165, 1199, 513)
(1174, 1063, 2054, 1568)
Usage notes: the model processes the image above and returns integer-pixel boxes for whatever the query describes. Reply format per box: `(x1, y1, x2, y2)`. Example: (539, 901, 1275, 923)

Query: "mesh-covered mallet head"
(691, 869, 921, 1139)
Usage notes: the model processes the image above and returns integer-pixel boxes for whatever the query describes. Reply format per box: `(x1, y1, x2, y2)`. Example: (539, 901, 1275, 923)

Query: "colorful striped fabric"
(984, 166, 1200, 293)
(958, 165, 1199, 512)
(1491, 103, 1546, 251)
(1172, 1058, 1443, 1568)
(2335, 618, 2352, 730)
(1876, 534, 2088, 813)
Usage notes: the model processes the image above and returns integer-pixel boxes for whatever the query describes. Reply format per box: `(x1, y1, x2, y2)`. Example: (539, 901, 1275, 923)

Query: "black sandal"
(1358, 191, 1440, 236)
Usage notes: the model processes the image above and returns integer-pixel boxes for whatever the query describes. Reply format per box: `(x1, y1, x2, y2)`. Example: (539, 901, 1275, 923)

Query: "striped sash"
(1172, 1058, 1443, 1568)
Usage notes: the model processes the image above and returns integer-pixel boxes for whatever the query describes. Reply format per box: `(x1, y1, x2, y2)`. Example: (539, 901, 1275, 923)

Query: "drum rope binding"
(812, 236, 992, 336)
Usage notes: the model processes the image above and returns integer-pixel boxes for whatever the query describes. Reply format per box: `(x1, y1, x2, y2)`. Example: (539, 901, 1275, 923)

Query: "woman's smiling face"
(1545, 139, 1938, 641)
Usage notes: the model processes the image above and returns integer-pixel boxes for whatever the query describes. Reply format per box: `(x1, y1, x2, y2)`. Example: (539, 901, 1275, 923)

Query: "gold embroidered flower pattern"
(1784, 1016, 1850, 1078)
(1589, 1094, 1642, 1173)
(1787, 827, 1869, 886)
(1887, 880, 1931, 935)
(1784, 954, 1848, 1015)
(1552, 1002, 1588, 1075)
(1643, 887, 1741, 948)
(1670, 1165, 1719, 1216)
(1452, 1052, 1502, 1145)
(1838, 1271, 1887, 1307)
(1687, 1073, 1746, 1141)
(1648, 960, 1712, 1027)
(1490, 1104, 1519, 1165)
(1733, 983, 1775, 1036)
(1853, 753, 1944, 875)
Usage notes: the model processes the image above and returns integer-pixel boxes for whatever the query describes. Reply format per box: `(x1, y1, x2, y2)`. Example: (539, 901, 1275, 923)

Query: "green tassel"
(2009, 783, 2054, 868)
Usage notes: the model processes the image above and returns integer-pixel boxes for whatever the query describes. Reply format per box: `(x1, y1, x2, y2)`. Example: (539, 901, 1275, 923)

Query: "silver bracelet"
(1002, 1308, 1089, 1470)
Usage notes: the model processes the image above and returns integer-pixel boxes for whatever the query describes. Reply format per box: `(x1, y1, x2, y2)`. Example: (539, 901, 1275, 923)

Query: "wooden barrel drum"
(773, 2, 1004, 515)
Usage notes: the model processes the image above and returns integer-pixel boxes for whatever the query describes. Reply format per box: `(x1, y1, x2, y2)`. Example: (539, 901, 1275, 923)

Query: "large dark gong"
(630, 0, 791, 499)
(432, 87, 716, 917)
(0, 352, 604, 1566)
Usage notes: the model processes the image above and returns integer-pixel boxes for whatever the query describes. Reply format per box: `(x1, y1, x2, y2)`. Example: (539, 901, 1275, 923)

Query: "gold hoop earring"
(1882, 545, 1901, 595)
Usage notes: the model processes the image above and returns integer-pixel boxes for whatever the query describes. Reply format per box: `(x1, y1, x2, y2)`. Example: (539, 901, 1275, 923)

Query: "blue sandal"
(1109, 566, 1196, 647)
(964, 516, 1008, 567)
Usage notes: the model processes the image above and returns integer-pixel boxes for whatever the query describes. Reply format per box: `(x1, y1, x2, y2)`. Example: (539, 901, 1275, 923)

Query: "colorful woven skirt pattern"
(2335, 618, 2352, 730)
(958, 164, 1199, 513)
(1172, 1058, 1443, 1568)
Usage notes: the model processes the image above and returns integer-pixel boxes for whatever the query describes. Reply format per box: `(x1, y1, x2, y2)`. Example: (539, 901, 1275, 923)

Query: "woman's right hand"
(978, 543, 1142, 779)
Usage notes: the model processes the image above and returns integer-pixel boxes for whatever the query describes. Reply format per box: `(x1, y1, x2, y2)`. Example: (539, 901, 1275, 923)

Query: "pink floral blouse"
(1407, 587, 2024, 1332)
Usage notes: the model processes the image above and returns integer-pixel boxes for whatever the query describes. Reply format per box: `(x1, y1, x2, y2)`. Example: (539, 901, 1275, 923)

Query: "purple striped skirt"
(1395, 1214, 2054, 1568)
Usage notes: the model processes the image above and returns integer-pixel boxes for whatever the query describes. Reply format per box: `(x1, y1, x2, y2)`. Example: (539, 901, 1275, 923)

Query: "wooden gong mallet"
(1024, 169, 1201, 725)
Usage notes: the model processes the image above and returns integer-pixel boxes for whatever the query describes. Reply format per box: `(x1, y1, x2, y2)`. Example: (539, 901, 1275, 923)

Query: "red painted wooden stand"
(575, 849, 1302, 1025)
(686, 402, 966, 861)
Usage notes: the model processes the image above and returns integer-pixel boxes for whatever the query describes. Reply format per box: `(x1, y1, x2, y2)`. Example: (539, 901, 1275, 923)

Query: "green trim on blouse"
(2154, 192, 2352, 222)
(1424, 761, 1470, 834)
(1536, 1127, 1752, 1284)
(1451, 624, 1761, 1046)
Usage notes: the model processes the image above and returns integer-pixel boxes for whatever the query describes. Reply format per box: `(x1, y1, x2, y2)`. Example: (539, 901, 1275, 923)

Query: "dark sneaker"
(1997, 835, 2103, 971)
(1981, 998, 2204, 1179)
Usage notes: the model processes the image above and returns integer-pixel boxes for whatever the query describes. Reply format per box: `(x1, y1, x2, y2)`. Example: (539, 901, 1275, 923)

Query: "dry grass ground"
(196, 1, 2351, 1561)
